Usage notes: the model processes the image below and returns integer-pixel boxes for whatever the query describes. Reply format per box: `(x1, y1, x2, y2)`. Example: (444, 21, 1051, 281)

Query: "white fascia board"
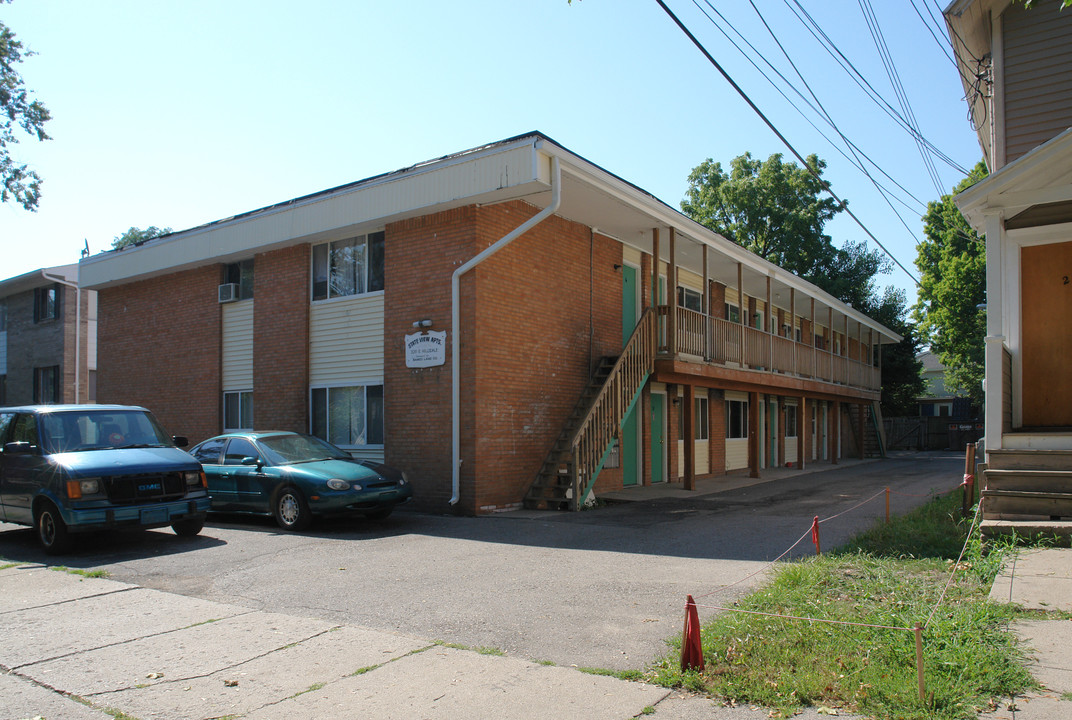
(540, 142, 902, 344)
(80, 137, 547, 290)
(956, 127, 1072, 231)
(0, 264, 78, 297)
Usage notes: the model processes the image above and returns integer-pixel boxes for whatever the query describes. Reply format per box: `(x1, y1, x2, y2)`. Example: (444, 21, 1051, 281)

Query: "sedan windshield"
(39, 410, 173, 453)
(257, 434, 353, 466)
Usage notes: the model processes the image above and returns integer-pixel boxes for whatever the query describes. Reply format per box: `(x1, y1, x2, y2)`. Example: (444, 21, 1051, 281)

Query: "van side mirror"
(172, 436, 189, 448)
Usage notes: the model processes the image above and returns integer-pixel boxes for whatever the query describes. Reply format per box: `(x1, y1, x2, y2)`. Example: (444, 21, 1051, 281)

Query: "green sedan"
(189, 431, 412, 530)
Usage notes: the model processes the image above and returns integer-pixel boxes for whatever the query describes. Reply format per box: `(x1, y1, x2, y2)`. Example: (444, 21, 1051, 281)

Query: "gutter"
(450, 154, 562, 506)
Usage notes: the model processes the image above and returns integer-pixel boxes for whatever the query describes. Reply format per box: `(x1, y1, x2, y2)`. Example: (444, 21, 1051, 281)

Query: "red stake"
(680, 595, 704, 671)
(811, 515, 821, 555)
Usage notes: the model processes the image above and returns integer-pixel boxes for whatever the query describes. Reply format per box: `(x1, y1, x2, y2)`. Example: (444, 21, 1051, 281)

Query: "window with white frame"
(677, 395, 709, 440)
(312, 231, 385, 301)
(676, 286, 703, 313)
(785, 404, 798, 438)
(726, 399, 748, 439)
(33, 285, 58, 323)
(310, 384, 384, 447)
(223, 390, 253, 430)
(725, 302, 740, 323)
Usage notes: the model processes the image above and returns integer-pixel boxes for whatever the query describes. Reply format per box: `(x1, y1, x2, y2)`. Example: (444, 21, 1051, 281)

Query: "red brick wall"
(253, 245, 309, 432)
(467, 203, 621, 512)
(96, 266, 220, 443)
(384, 207, 478, 512)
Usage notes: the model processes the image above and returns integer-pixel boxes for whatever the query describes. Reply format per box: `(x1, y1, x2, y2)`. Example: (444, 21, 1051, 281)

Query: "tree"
(1, 2, 51, 211)
(913, 161, 988, 412)
(112, 226, 172, 250)
(681, 152, 842, 279)
(682, 151, 923, 415)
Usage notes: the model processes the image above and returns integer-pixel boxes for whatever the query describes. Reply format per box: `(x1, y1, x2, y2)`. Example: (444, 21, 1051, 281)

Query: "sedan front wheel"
(274, 487, 311, 531)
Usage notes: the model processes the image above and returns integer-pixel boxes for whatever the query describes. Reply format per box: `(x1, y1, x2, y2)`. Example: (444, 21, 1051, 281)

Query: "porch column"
(790, 288, 797, 376)
(737, 262, 745, 365)
(683, 384, 695, 490)
(983, 212, 1005, 452)
(766, 276, 773, 369)
(702, 245, 710, 361)
(827, 307, 834, 382)
(798, 396, 806, 469)
(651, 228, 660, 308)
(748, 391, 760, 478)
(668, 227, 677, 356)
(811, 297, 816, 376)
(832, 400, 841, 464)
(858, 403, 867, 459)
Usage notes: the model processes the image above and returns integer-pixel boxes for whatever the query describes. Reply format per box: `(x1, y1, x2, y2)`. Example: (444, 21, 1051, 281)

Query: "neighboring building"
(945, 0, 1072, 533)
(916, 350, 974, 418)
(79, 133, 900, 515)
(0, 264, 97, 405)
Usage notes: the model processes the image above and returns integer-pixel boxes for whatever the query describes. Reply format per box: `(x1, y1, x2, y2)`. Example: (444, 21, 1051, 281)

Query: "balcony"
(656, 306, 881, 393)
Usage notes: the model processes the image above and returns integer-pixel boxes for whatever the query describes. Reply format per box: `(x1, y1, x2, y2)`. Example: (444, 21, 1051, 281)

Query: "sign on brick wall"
(405, 330, 447, 368)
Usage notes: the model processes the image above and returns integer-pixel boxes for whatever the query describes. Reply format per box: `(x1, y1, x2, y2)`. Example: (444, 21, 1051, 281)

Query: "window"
(0, 301, 6, 330)
(312, 231, 385, 301)
(726, 399, 749, 439)
(33, 284, 59, 323)
(695, 396, 709, 440)
(785, 405, 798, 438)
(192, 437, 226, 465)
(223, 259, 254, 300)
(223, 437, 260, 465)
(676, 286, 702, 312)
(310, 384, 384, 447)
(223, 391, 253, 431)
(725, 303, 740, 323)
(11, 413, 39, 446)
(33, 366, 59, 404)
(0, 375, 5, 405)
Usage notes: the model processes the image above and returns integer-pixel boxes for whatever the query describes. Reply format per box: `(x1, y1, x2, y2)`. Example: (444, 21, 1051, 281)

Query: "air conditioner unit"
(218, 283, 239, 303)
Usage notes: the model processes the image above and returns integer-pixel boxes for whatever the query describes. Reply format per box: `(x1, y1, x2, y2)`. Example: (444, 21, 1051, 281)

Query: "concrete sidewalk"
(987, 547, 1072, 720)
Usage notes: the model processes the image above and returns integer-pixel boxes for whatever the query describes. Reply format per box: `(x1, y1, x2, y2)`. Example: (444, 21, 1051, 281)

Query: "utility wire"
(783, 0, 970, 177)
(653, 0, 921, 286)
(909, 0, 957, 67)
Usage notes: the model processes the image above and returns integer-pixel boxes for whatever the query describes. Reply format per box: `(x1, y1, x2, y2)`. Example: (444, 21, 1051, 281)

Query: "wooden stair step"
(982, 469, 1072, 493)
(986, 449, 1072, 471)
(981, 489, 1072, 518)
(981, 519, 1072, 537)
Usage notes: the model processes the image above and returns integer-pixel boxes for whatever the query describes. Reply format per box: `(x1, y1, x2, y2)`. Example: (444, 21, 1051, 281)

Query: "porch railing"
(659, 306, 880, 392)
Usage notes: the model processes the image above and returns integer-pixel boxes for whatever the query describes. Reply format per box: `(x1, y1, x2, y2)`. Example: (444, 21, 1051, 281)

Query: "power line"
(652, 0, 921, 286)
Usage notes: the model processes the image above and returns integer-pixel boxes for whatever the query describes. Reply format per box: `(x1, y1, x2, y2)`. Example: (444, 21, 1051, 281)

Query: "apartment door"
(650, 393, 666, 483)
(1021, 241, 1072, 427)
(621, 264, 641, 486)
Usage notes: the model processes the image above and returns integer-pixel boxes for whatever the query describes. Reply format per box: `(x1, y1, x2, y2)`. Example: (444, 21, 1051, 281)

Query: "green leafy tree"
(682, 151, 923, 415)
(914, 161, 988, 411)
(1, 2, 52, 210)
(112, 226, 172, 250)
(681, 152, 842, 279)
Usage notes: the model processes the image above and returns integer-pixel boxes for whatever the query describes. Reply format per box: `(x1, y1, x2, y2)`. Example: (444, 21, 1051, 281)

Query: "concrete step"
(981, 489, 1072, 519)
(987, 449, 1072, 470)
(981, 518, 1072, 537)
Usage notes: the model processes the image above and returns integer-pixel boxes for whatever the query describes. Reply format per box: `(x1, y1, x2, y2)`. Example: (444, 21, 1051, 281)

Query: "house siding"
(221, 299, 254, 390)
(1003, 0, 1072, 164)
(309, 294, 384, 386)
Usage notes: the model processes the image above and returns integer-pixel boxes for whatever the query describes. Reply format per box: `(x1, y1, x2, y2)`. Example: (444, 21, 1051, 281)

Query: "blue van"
(0, 405, 210, 554)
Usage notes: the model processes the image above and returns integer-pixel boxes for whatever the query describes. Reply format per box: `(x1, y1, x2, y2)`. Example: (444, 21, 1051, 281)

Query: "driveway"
(0, 451, 964, 672)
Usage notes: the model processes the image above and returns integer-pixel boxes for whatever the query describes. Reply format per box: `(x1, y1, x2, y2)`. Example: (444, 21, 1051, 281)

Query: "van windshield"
(38, 410, 173, 453)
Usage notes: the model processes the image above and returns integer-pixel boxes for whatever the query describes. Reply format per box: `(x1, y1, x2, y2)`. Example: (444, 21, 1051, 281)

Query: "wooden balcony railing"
(660, 306, 880, 392)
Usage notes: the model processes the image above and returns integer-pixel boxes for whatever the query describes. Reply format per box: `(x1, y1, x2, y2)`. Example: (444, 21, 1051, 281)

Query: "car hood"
(281, 458, 385, 481)
(51, 447, 201, 478)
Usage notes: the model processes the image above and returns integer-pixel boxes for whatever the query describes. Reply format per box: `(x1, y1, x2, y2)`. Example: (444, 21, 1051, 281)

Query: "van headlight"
(66, 478, 101, 499)
(183, 471, 203, 487)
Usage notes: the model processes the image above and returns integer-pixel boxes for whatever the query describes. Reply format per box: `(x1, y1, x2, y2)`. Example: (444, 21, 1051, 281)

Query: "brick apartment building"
(0, 264, 96, 406)
(79, 133, 900, 515)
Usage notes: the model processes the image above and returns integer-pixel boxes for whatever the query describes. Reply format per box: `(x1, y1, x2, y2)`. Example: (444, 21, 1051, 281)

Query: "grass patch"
(577, 666, 645, 681)
(434, 640, 505, 656)
(647, 490, 1042, 720)
(49, 566, 109, 579)
(0, 562, 17, 571)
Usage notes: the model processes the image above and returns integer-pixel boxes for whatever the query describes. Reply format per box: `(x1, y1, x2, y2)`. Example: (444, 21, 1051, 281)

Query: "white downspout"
(450, 154, 561, 505)
(42, 272, 82, 403)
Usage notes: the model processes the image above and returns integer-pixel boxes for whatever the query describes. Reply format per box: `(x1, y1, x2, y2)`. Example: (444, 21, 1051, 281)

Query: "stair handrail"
(567, 308, 657, 507)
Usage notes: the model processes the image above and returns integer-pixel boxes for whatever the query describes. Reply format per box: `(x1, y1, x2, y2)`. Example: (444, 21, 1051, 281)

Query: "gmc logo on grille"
(139, 483, 162, 493)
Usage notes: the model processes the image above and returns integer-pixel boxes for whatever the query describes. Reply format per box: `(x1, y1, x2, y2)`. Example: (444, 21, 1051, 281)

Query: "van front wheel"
(36, 504, 71, 555)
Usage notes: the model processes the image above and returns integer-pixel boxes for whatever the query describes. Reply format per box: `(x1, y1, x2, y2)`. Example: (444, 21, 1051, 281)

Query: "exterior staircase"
(523, 308, 656, 511)
(848, 402, 887, 458)
(980, 449, 1072, 537)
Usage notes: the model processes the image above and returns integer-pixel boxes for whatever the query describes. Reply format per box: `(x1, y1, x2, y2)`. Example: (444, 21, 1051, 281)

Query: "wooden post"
(963, 443, 977, 518)
(651, 228, 660, 309)
(832, 400, 840, 465)
(702, 245, 710, 360)
(885, 487, 890, 523)
(749, 391, 760, 478)
(798, 395, 806, 469)
(684, 384, 695, 490)
(668, 227, 677, 356)
(914, 623, 926, 702)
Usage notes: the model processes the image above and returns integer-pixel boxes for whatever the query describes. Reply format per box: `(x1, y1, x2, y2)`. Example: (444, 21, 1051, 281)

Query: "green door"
(650, 394, 665, 484)
(622, 264, 638, 345)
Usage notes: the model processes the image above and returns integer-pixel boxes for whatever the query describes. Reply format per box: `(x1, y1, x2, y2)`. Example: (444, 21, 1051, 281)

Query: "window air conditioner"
(218, 283, 239, 303)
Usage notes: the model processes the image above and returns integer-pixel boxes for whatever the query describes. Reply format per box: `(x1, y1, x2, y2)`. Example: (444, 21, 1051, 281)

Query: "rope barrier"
(692, 602, 914, 634)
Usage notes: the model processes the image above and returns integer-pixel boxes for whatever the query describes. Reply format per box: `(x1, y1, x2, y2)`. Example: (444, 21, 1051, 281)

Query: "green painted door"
(622, 264, 638, 345)
(650, 394, 665, 483)
(769, 398, 778, 468)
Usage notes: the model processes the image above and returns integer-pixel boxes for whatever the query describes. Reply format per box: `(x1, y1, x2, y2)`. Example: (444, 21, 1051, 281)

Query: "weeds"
(647, 489, 1042, 720)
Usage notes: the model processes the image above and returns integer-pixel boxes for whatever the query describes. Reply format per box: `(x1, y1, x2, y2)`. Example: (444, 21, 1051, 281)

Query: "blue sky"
(1, 0, 980, 307)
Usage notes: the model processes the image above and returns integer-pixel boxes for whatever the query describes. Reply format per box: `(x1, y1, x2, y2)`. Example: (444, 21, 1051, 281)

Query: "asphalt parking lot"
(0, 452, 965, 672)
